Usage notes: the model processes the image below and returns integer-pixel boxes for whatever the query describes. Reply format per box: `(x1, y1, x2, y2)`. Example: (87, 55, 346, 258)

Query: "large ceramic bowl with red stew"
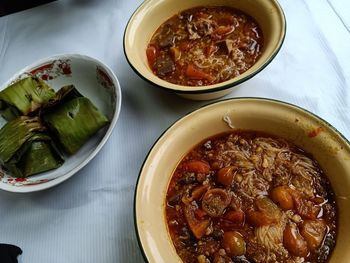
(124, 0, 286, 100)
(135, 98, 350, 262)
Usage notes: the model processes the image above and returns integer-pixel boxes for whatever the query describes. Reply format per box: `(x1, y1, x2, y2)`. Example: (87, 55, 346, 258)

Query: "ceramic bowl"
(124, 0, 286, 100)
(0, 54, 122, 192)
(135, 98, 350, 262)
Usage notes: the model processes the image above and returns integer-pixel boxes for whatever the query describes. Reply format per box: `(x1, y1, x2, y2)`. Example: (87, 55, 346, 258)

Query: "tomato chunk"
(223, 210, 245, 226)
(183, 203, 210, 239)
(183, 160, 210, 174)
(146, 45, 157, 69)
(185, 64, 214, 82)
(217, 166, 235, 186)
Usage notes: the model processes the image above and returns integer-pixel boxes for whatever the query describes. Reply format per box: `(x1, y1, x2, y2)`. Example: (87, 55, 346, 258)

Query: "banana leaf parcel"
(43, 96, 109, 155)
(0, 116, 64, 178)
(0, 76, 56, 121)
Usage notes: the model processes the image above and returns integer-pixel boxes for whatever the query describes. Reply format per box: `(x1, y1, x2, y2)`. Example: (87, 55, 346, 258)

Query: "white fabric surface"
(0, 0, 349, 262)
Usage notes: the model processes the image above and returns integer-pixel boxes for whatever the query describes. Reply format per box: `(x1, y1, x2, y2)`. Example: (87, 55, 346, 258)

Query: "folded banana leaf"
(0, 76, 56, 121)
(41, 85, 83, 111)
(0, 116, 64, 178)
(43, 97, 109, 155)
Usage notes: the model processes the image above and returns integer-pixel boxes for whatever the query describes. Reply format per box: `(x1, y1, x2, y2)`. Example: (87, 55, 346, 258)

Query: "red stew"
(166, 131, 337, 263)
(147, 6, 263, 86)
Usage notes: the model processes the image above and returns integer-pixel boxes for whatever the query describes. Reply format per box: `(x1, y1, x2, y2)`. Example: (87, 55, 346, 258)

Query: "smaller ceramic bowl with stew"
(0, 54, 121, 192)
(135, 98, 350, 262)
(124, 0, 286, 100)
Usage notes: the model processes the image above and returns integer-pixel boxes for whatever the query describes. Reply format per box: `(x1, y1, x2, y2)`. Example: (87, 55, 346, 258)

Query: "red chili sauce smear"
(147, 6, 263, 86)
(166, 131, 337, 263)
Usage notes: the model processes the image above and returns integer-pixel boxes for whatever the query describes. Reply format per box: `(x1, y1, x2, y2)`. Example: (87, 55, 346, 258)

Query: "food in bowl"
(147, 6, 263, 86)
(135, 98, 350, 262)
(166, 130, 337, 262)
(125, 0, 286, 100)
(0, 76, 109, 178)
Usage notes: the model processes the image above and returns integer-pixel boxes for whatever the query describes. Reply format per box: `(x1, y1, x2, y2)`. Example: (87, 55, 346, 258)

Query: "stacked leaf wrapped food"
(43, 85, 109, 155)
(0, 76, 109, 178)
(0, 77, 56, 121)
(0, 116, 64, 178)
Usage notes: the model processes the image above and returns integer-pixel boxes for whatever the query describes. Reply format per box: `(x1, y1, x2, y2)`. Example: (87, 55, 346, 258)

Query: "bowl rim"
(123, 0, 287, 94)
(134, 97, 350, 262)
(0, 53, 122, 193)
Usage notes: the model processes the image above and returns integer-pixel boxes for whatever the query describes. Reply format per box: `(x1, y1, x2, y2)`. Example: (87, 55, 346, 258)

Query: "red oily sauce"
(146, 6, 263, 86)
(166, 131, 337, 263)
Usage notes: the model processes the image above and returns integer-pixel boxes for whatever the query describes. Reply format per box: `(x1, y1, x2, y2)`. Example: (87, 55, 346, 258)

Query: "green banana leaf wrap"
(0, 76, 56, 121)
(41, 85, 83, 111)
(43, 97, 109, 155)
(0, 116, 64, 178)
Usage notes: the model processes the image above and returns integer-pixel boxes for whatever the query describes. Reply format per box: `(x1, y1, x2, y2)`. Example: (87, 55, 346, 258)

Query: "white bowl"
(0, 54, 122, 193)
(135, 98, 350, 262)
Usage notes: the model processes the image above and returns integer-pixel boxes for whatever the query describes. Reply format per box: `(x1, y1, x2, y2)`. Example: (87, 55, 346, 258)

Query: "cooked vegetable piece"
(185, 64, 214, 82)
(183, 160, 210, 174)
(146, 45, 157, 70)
(43, 97, 109, 155)
(270, 185, 294, 210)
(222, 231, 246, 257)
(0, 76, 55, 120)
(283, 223, 309, 257)
(183, 203, 210, 239)
(223, 210, 245, 226)
(202, 188, 231, 217)
(217, 166, 235, 186)
(0, 116, 64, 177)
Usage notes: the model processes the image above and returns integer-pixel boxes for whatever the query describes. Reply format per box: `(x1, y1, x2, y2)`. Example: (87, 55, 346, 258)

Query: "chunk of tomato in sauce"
(185, 64, 214, 82)
(182, 160, 210, 174)
(146, 45, 157, 70)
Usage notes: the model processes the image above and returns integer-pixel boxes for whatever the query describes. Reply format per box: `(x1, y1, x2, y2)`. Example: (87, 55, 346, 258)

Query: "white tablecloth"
(0, 0, 349, 262)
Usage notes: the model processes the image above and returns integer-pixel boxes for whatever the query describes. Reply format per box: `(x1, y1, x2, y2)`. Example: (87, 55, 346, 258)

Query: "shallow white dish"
(0, 54, 121, 193)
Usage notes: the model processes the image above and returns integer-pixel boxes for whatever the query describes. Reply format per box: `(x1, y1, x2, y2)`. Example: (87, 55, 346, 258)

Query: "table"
(0, 0, 349, 262)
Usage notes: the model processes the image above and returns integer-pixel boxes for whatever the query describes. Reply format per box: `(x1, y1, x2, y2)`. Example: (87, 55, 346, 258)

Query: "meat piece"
(187, 17, 216, 39)
(159, 35, 174, 48)
(202, 188, 231, 217)
(293, 194, 321, 220)
(283, 223, 308, 257)
(300, 219, 327, 251)
(155, 56, 175, 76)
(247, 197, 282, 227)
